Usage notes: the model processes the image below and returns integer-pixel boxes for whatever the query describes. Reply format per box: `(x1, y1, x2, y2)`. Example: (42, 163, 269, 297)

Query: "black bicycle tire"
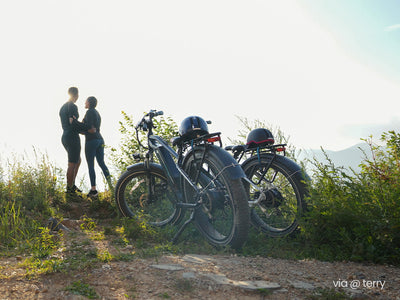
(242, 153, 307, 237)
(115, 163, 182, 226)
(182, 146, 249, 249)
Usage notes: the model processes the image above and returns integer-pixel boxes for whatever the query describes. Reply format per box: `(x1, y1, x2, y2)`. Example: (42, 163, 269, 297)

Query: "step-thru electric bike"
(115, 110, 250, 249)
(226, 128, 308, 237)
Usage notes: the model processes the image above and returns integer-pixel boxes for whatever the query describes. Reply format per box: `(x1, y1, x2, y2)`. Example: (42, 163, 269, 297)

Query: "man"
(59, 86, 82, 198)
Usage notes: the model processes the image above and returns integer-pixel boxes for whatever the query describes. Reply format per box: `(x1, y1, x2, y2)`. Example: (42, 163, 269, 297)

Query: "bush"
(0, 150, 63, 250)
(302, 131, 400, 264)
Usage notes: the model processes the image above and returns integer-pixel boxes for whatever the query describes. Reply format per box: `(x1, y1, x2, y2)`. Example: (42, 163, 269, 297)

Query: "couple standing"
(59, 87, 111, 198)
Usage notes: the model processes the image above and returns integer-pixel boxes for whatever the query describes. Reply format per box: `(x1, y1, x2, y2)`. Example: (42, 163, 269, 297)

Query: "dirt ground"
(1, 220, 400, 300)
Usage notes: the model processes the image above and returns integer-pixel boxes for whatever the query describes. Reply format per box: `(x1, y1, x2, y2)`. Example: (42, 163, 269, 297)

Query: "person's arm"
(79, 110, 97, 134)
(66, 103, 88, 132)
(71, 117, 91, 133)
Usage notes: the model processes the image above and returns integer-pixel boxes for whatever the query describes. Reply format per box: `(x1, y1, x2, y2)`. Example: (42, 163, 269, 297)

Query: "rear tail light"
(207, 136, 221, 143)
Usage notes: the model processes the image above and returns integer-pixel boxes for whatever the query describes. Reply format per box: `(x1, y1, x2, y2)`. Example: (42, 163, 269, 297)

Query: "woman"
(73, 96, 111, 197)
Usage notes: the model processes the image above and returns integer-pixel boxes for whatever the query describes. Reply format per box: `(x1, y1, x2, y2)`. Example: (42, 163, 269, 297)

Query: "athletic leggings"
(85, 138, 110, 187)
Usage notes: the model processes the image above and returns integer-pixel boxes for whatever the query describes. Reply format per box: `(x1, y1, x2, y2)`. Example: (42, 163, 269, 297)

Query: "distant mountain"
(299, 143, 372, 173)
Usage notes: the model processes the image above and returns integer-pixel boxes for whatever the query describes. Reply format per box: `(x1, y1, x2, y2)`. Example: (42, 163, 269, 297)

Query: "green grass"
(65, 280, 99, 299)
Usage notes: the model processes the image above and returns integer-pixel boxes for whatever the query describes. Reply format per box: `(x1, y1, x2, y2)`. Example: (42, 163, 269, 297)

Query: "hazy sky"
(1, 0, 400, 176)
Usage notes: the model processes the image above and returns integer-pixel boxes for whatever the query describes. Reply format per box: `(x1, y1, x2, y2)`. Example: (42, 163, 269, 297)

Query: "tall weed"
(0, 149, 64, 251)
(0, 200, 38, 249)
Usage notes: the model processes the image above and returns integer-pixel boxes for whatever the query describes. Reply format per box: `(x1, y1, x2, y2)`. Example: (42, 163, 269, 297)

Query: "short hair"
(68, 87, 79, 97)
(87, 96, 97, 109)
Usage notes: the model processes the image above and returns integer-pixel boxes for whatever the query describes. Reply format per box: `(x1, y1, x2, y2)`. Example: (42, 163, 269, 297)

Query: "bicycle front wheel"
(242, 153, 308, 237)
(182, 145, 249, 249)
(115, 163, 182, 226)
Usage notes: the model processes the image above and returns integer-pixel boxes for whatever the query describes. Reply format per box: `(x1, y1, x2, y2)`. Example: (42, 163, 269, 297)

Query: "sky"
(1, 0, 400, 185)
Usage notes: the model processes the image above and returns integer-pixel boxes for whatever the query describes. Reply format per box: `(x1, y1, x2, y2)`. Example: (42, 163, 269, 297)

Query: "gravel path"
(1, 252, 400, 299)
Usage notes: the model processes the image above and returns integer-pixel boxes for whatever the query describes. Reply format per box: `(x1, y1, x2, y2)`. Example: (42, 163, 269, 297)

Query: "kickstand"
(171, 210, 195, 244)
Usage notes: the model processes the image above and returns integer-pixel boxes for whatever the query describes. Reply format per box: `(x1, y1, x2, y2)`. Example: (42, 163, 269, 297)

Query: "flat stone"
(232, 280, 281, 291)
(182, 254, 215, 264)
(182, 272, 197, 279)
(203, 273, 281, 291)
(150, 264, 184, 271)
(289, 280, 315, 290)
(203, 274, 230, 285)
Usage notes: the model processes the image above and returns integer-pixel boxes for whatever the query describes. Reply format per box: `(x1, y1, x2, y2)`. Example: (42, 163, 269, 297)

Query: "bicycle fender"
(241, 153, 310, 182)
(126, 162, 163, 173)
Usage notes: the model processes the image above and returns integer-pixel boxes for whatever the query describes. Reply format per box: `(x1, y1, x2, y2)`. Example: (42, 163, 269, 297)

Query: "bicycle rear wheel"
(242, 153, 307, 237)
(182, 145, 249, 249)
(115, 163, 182, 226)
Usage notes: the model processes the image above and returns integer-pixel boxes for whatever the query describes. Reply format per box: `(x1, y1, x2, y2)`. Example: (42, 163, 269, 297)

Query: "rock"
(355, 272, 366, 279)
(182, 272, 196, 279)
(203, 273, 281, 291)
(233, 280, 281, 291)
(61, 219, 82, 230)
(47, 217, 71, 232)
(288, 280, 315, 290)
(182, 254, 215, 264)
(150, 264, 184, 271)
(350, 293, 372, 299)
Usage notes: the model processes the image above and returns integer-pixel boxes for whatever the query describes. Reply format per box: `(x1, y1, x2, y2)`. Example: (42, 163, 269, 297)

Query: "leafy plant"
(301, 131, 400, 264)
(110, 111, 178, 173)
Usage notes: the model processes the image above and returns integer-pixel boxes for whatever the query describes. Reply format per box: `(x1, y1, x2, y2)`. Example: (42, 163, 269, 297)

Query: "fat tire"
(182, 146, 249, 249)
(115, 163, 181, 226)
(242, 153, 308, 237)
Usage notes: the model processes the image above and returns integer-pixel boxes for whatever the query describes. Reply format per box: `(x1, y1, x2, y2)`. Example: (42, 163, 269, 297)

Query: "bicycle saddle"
(171, 136, 182, 146)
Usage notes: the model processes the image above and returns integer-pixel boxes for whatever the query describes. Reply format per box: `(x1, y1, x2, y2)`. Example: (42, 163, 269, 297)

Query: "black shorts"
(62, 133, 81, 163)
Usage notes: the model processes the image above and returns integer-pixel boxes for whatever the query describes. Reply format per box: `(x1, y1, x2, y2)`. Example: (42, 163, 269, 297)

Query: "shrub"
(302, 131, 400, 264)
(0, 149, 63, 251)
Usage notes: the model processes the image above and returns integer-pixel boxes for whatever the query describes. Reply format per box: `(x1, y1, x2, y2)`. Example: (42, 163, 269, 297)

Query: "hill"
(299, 142, 372, 172)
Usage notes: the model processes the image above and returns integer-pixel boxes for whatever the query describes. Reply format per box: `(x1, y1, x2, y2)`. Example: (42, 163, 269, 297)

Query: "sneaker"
(87, 190, 99, 198)
(66, 187, 83, 202)
(72, 185, 82, 193)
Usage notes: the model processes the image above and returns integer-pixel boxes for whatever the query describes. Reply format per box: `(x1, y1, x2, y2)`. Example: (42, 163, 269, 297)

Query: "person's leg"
(85, 140, 99, 197)
(66, 162, 76, 188)
(72, 157, 81, 187)
(95, 141, 110, 178)
(69, 137, 81, 192)
(63, 135, 81, 192)
(85, 140, 97, 188)
(95, 140, 113, 190)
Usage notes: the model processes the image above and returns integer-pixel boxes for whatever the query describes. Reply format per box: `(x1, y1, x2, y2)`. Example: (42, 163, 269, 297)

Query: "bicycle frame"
(226, 143, 288, 208)
(147, 134, 200, 203)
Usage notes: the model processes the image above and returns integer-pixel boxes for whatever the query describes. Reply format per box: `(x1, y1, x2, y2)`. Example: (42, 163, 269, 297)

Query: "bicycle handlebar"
(136, 110, 163, 129)
(148, 110, 164, 117)
(135, 109, 164, 149)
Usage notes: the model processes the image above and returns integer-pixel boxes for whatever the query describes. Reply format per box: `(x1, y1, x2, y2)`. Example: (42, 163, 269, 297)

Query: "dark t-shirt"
(72, 108, 103, 141)
(59, 101, 80, 136)
(83, 108, 103, 141)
